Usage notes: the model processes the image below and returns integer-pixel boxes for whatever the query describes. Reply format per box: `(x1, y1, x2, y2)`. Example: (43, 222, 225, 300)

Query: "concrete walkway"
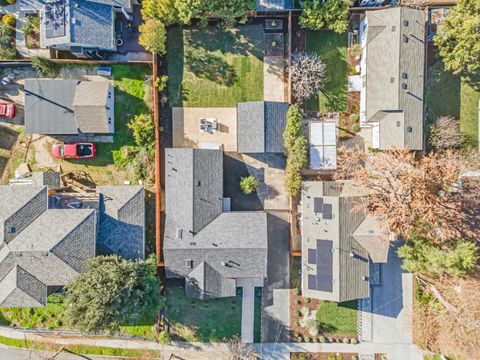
(237, 277, 263, 343)
(264, 56, 286, 102)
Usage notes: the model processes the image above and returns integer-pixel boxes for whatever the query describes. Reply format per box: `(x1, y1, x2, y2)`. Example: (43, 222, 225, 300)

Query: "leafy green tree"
(139, 19, 167, 54)
(174, 0, 203, 25)
(300, 0, 349, 34)
(64, 255, 161, 333)
(398, 235, 478, 277)
(31, 56, 59, 77)
(128, 113, 155, 149)
(283, 104, 304, 150)
(239, 175, 258, 195)
(434, 0, 480, 81)
(141, 0, 178, 25)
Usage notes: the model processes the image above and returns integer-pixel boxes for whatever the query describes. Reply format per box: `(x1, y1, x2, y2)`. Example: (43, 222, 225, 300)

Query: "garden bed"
(0, 15, 16, 59)
(23, 15, 40, 49)
(289, 289, 358, 343)
(291, 352, 359, 360)
(338, 92, 360, 139)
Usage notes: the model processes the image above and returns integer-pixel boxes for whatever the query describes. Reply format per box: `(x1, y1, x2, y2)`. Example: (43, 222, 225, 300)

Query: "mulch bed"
(291, 352, 359, 360)
(338, 92, 360, 139)
(289, 290, 357, 343)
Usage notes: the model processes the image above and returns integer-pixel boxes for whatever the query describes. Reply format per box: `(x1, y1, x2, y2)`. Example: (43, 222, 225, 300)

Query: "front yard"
(305, 30, 348, 113)
(165, 287, 242, 342)
(427, 48, 480, 147)
(167, 24, 264, 107)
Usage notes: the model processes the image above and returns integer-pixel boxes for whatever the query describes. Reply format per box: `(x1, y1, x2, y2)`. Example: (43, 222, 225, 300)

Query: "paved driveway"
(262, 211, 290, 343)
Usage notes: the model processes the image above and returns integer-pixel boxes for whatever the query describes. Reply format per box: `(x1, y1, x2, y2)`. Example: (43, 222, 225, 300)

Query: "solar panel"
(313, 197, 323, 213)
(308, 274, 317, 290)
(316, 240, 333, 292)
(323, 203, 333, 220)
(308, 249, 316, 264)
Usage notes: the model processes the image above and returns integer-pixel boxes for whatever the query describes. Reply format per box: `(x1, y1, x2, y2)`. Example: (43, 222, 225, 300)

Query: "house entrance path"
(264, 56, 286, 102)
(237, 277, 264, 343)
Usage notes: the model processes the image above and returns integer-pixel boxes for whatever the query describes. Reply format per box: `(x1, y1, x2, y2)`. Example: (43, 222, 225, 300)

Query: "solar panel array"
(313, 197, 333, 220)
(44, 0, 66, 39)
(306, 239, 333, 292)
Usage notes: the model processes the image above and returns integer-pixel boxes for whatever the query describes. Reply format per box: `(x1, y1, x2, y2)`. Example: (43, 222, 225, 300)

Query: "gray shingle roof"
(237, 101, 288, 153)
(301, 181, 389, 302)
(164, 148, 268, 299)
(185, 261, 237, 299)
(24, 79, 78, 135)
(365, 7, 425, 150)
(32, 172, 61, 189)
(0, 185, 96, 307)
(24, 79, 112, 135)
(96, 186, 145, 260)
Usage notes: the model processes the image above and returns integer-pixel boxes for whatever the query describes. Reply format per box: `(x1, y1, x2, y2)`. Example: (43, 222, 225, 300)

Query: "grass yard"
(427, 51, 480, 147)
(167, 25, 264, 107)
(316, 300, 358, 335)
(0, 293, 163, 340)
(305, 30, 348, 113)
(165, 287, 242, 342)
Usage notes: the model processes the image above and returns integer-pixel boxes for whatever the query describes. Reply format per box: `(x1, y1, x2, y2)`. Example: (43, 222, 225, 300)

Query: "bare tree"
(429, 116, 464, 150)
(396, 0, 427, 9)
(333, 146, 366, 180)
(291, 52, 326, 104)
(224, 336, 257, 360)
(335, 147, 480, 244)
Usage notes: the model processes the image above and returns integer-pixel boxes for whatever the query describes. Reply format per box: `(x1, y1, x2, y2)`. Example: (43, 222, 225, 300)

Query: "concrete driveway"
(262, 211, 290, 343)
(223, 152, 288, 212)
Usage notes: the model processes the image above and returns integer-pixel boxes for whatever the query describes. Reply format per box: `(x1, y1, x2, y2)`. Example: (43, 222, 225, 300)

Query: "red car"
(0, 102, 15, 118)
(52, 143, 96, 159)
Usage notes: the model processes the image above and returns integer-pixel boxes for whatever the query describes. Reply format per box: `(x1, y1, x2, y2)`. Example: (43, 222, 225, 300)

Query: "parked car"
(0, 102, 15, 118)
(52, 143, 96, 159)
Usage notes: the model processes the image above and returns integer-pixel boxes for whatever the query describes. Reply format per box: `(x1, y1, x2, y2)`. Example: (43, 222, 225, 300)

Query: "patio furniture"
(199, 118, 207, 132)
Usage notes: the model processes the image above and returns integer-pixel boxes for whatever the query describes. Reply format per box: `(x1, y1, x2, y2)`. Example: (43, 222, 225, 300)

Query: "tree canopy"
(291, 52, 326, 104)
(299, 0, 349, 34)
(138, 19, 167, 54)
(434, 0, 480, 82)
(64, 255, 161, 333)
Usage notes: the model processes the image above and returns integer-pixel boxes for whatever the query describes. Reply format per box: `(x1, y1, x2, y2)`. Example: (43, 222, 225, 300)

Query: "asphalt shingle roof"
(237, 101, 288, 153)
(0, 185, 96, 307)
(365, 7, 425, 150)
(164, 148, 268, 299)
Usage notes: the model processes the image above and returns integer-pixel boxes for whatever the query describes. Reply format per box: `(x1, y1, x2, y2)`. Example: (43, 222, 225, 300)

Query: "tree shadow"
(184, 46, 237, 87)
(318, 321, 338, 334)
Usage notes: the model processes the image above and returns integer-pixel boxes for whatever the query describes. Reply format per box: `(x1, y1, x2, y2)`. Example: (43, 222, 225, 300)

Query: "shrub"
(158, 330, 171, 345)
(318, 336, 325, 343)
(239, 175, 258, 195)
(299, 308, 319, 336)
(352, 124, 360, 132)
(296, 335, 303, 342)
(350, 338, 358, 344)
(128, 113, 155, 149)
(327, 337, 334, 343)
(350, 113, 359, 122)
(155, 75, 168, 92)
(294, 298, 300, 305)
(139, 18, 166, 54)
(305, 336, 311, 342)
(294, 309, 301, 317)
(6, 0, 16, 4)
(113, 146, 136, 169)
(293, 288, 301, 296)
(31, 56, 59, 78)
(342, 337, 350, 343)
(304, 297, 311, 303)
(2, 14, 15, 27)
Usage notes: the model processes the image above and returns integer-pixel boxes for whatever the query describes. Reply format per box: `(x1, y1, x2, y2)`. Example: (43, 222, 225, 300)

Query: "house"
(29, 0, 139, 56)
(237, 101, 289, 153)
(300, 181, 391, 302)
(360, 7, 426, 150)
(24, 79, 114, 136)
(163, 148, 268, 300)
(0, 178, 145, 307)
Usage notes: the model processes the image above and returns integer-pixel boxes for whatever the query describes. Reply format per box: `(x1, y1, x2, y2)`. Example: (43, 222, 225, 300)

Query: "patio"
(172, 107, 238, 151)
(116, 5, 145, 54)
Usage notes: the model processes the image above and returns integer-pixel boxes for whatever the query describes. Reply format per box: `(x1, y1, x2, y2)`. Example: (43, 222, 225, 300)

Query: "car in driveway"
(0, 102, 15, 118)
(52, 143, 96, 159)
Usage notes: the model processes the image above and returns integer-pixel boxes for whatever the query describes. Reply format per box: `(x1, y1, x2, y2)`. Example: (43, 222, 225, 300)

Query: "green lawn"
(165, 287, 242, 342)
(316, 300, 358, 335)
(167, 25, 264, 107)
(0, 294, 163, 340)
(305, 30, 348, 112)
(427, 55, 480, 147)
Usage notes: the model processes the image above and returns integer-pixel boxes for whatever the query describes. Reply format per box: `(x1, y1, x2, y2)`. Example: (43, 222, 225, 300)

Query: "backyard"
(165, 287, 242, 342)
(0, 64, 151, 185)
(305, 30, 348, 113)
(167, 24, 264, 107)
(427, 48, 480, 147)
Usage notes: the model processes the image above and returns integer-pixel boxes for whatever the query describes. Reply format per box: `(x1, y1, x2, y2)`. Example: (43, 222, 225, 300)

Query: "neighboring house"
(237, 101, 289, 153)
(0, 178, 145, 307)
(300, 181, 391, 302)
(359, 7, 426, 150)
(18, 0, 138, 56)
(163, 148, 268, 300)
(24, 79, 114, 136)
